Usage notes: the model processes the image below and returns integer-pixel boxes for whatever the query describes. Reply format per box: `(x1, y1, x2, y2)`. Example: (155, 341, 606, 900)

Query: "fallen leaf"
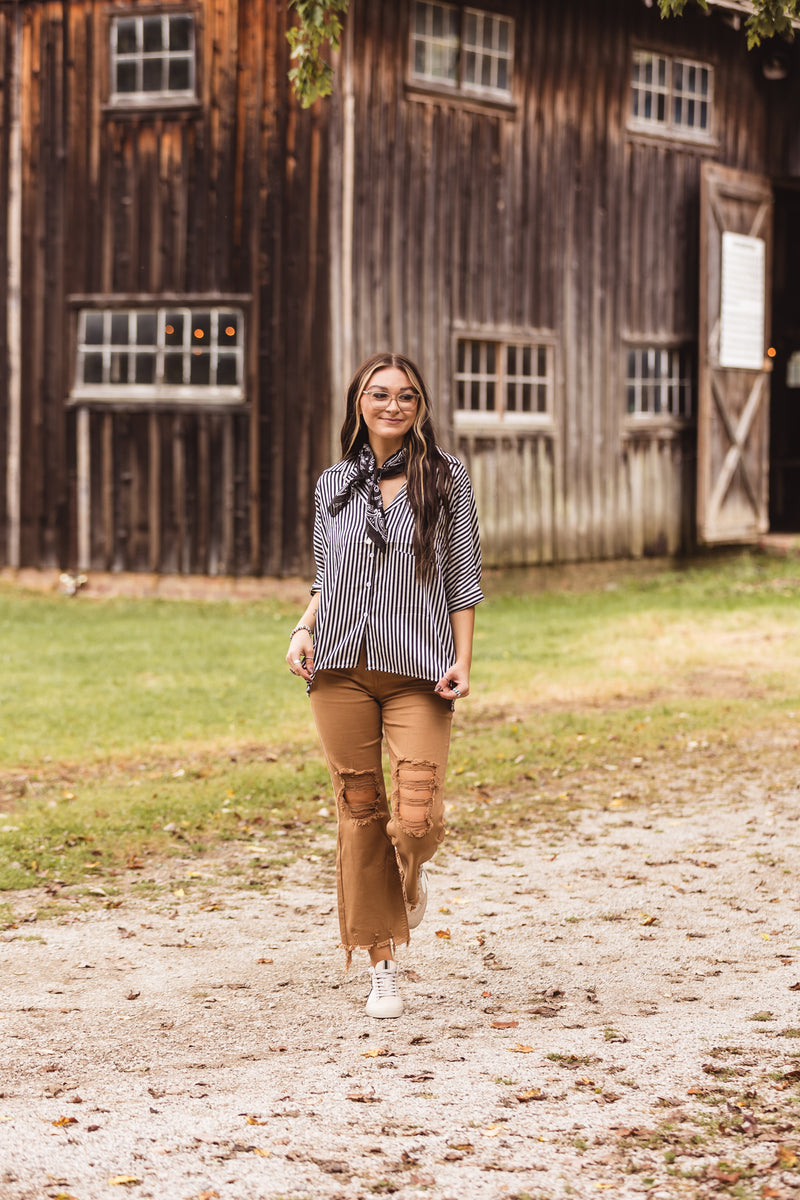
(447, 1142, 474, 1152)
(362, 1048, 393, 1058)
(252, 1148, 271, 1157)
(640, 914, 658, 926)
(347, 1091, 380, 1103)
(789, 981, 800, 991)
(108, 1178, 141, 1187)
(709, 1168, 741, 1185)
(245, 1116, 269, 1126)
(517, 1087, 545, 1101)
(527, 1005, 561, 1017)
(52, 1116, 78, 1127)
(491, 1020, 518, 1029)
(435, 929, 451, 940)
(256, 957, 273, 964)
(775, 1145, 798, 1169)
(125, 991, 141, 1001)
(508, 1044, 534, 1054)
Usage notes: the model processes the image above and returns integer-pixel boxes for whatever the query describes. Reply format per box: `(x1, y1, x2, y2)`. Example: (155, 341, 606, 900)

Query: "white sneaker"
(406, 867, 428, 931)
(365, 960, 404, 1018)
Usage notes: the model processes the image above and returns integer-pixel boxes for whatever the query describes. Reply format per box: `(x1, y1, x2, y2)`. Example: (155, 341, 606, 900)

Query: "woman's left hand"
(435, 663, 470, 701)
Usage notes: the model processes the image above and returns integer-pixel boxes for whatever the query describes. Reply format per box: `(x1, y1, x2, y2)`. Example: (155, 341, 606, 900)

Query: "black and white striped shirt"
(311, 452, 483, 682)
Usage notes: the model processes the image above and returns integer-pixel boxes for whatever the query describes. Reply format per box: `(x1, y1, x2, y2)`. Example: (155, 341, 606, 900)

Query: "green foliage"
(286, 0, 349, 107)
(658, 0, 800, 48)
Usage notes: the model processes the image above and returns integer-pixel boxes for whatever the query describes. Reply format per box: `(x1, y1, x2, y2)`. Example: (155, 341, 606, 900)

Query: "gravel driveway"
(2, 773, 800, 1200)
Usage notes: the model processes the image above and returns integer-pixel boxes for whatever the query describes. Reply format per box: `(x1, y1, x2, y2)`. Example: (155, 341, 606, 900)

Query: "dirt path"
(2, 775, 800, 1200)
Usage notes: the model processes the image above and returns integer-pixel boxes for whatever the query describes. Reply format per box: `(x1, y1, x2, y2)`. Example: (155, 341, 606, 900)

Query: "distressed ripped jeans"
(309, 653, 452, 966)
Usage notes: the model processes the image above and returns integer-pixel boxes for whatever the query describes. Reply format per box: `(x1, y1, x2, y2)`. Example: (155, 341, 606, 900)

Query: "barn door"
(697, 163, 773, 543)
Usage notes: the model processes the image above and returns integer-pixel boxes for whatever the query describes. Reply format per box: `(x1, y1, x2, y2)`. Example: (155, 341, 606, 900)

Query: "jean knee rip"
(338, 769, 383, 825)
(393, 758, 437, 836)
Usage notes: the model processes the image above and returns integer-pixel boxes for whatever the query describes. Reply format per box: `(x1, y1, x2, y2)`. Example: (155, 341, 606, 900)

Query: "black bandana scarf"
(328, 444, 407, 552)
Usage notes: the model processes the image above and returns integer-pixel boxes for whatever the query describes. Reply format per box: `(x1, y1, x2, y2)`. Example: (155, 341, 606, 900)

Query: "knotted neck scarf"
(328, 443, 407, 552)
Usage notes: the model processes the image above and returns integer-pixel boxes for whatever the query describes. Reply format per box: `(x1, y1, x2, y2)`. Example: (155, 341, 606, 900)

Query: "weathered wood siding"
(0, 0, 329, 575)
(331, 0, 787, 564)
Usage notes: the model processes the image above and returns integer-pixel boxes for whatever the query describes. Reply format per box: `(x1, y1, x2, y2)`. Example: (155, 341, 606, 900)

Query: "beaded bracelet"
(290, 623, 314, 640)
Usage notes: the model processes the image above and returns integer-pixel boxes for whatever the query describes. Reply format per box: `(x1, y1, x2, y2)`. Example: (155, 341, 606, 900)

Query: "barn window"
(410, 2, 514, 100)
(630, 50, 713, 139)
(71, 307, 245, 406)
(110, 12, 196, 105)
(625, 347, 693, 419)
(454, 337, 554, 427)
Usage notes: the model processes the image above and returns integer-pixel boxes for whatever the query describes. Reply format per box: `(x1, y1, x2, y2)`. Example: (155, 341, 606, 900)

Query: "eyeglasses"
(362, 388, 420, 409)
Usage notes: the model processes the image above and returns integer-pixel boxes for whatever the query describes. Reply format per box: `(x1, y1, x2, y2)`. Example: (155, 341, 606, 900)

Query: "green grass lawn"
(1, 550, 799, 896)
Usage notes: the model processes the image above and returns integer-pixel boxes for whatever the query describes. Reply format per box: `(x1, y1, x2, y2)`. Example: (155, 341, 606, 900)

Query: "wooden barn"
(1, 0, 799, 575)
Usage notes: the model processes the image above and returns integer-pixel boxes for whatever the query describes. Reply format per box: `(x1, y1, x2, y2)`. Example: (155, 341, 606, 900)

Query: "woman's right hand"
(286, 630, 315, 682)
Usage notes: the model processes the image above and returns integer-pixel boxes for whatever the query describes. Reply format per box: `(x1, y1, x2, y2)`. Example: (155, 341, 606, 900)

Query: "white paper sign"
(719, 232, 765, 370)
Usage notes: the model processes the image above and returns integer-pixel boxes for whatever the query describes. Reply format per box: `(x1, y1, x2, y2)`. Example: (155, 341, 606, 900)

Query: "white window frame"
(70, 305, 246, 407)
(629, 49, 714, 142)
(109, 11, 197, 107)
(624, 344, 694, 423)
(454, 334, 556, 431)
(410, 1, 514, 101)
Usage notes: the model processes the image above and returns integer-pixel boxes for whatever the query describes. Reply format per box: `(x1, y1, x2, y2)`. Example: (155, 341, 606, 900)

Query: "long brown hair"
(340, 352, 452, 579)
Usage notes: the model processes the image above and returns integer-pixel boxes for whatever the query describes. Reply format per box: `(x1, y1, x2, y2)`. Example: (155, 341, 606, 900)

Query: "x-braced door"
(697, 163, 773, 543)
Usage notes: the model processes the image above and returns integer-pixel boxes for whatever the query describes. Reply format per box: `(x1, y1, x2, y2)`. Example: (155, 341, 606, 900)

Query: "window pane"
(116, 18, 138, 55)
(192, 313, 211, 345)
(168, 58, 191, 91)
(135, 353, 156, 384)
(464, 51, 476, 84)
(84, 313, 104, 344)
(496, 59, 509, 92)
(190, 354, 210, 385)
(110, 352, 130, 383)
(169, 15, 192, 52)
(165, 314, 184, 345)
(485, 382, 495, 411)
(83, 352, 103, 383)
(116, 61, 137, 94)
(111, 313, 129, 344)
(218, 313, 240, 343)
(507, 345, 516, 373)
(143, 17, 165, 53)
(143, 57, 165, 92)
(486, 343, 495, 372)
(456, 380, 465, 410)
(217, 354, 238, 386)
(470, 342, 480, 373)
(136, 312, 157, 345)
(164, 352, 184, 384)
(432, 4, 443, 37)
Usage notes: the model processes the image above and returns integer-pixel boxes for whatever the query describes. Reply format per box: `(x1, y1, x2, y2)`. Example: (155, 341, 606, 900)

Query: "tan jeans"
(309, 652, 453, 966)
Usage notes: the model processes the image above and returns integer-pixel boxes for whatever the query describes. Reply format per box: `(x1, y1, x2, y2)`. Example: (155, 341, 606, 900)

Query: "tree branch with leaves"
(658, 0, 799, 48)
(286, 0, 350, 107)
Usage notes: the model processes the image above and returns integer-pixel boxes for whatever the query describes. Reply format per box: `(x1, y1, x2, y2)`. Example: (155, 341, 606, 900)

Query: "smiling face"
(358, 366, 420, 458)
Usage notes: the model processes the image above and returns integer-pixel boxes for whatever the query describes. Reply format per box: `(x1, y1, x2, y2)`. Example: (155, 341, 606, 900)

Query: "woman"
(286, 352, 483, 1019)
